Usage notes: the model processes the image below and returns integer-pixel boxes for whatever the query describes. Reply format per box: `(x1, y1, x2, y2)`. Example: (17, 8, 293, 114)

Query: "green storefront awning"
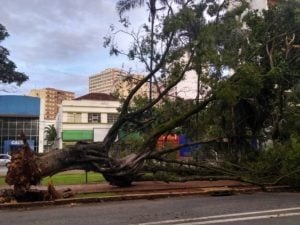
(62, 130, 93, 141)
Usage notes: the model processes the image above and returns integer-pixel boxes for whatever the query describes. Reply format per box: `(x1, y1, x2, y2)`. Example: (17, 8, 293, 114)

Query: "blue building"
(0, 95, 41, 153)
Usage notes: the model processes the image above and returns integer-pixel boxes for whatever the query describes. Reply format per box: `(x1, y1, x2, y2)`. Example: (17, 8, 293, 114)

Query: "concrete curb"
(0, 185, 293, 210)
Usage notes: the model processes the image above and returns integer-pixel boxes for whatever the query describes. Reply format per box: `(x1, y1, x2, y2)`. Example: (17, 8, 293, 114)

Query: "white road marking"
(175, 212, 300, 225)
(137, 207, 300, 225)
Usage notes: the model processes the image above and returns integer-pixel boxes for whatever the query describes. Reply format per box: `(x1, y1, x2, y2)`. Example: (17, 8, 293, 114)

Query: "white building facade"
(250, 0, 268, 10)
(55, 93, 120, 149)
(168, 70, 210, 100)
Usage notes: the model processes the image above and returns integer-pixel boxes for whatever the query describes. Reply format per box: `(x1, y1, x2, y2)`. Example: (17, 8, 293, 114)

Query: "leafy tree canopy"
(0, 23, 28, 86)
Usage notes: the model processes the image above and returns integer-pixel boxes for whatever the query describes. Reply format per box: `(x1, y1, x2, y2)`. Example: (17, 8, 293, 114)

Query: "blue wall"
(3, 140, 35, 154)
(0, 95, 40, 117)
(179, 135, 201, 157)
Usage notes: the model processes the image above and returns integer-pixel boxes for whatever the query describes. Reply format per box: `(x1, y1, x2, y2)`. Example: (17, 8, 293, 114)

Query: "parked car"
(0, 154, 11, 167)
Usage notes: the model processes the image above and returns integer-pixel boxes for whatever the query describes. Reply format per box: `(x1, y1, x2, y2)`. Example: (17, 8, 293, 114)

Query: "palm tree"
(44, 125, 57, 147)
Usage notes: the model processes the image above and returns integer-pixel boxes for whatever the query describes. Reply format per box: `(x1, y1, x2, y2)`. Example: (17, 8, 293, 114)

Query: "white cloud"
(0, 0, 147, 96)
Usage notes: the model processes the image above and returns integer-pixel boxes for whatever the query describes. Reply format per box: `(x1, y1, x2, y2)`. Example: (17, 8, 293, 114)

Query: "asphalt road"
(0, 192, 299, 225)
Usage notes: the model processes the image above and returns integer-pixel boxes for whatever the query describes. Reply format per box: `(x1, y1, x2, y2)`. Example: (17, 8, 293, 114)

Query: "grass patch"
(0, 171, 106, 186)
(0, 177, 6, 186)
(42, 171, 105, 185)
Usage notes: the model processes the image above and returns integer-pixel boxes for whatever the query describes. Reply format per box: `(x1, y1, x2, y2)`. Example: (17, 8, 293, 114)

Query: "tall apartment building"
(89, 68, 150, 99)
(28, 88, 75, 120)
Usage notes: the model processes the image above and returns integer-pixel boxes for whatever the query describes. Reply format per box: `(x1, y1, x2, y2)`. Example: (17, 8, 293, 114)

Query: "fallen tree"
(4, 0, 300, 200)
(6, 95, 216, 190)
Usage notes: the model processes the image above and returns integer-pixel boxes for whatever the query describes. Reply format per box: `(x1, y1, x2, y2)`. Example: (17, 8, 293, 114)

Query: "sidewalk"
(48, 180, 253, 194)
(0, 180, 291, 209)
(0, 179, 253, 194)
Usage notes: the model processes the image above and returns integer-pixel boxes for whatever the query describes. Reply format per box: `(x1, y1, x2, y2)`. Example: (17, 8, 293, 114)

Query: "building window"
(88, 113, 101, 123)
(0, 118, 40, 153)
(67, 113, 82, 123)
(107, 113, 119, 124)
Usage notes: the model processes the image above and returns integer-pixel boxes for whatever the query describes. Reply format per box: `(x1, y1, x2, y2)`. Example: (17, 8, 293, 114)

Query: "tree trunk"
(5, 142, 141, 197)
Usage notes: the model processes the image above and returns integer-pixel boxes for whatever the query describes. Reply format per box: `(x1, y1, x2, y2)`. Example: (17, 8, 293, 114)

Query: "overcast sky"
(0, 0, 146, 97)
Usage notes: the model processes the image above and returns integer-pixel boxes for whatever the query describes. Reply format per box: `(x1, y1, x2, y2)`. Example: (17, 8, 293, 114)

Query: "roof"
(75, 93, 118, 101)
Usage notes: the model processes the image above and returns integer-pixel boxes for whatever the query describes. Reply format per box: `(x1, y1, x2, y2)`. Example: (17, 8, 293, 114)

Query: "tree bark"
(5, 142, 141, 195)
